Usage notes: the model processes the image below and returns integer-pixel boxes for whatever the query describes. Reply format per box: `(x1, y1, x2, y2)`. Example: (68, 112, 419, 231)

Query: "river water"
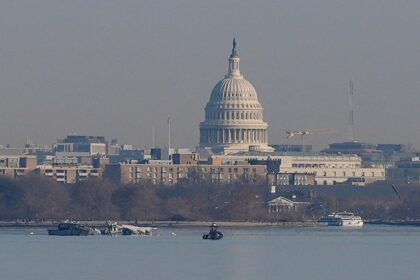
(0, 225, 419, 280)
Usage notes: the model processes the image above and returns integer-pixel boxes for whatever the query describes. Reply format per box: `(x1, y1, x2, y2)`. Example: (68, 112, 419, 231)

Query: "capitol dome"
(199, 39, 273, 154)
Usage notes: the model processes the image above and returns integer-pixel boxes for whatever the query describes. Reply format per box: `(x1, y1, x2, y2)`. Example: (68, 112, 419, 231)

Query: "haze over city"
(1, 1, 419, 149)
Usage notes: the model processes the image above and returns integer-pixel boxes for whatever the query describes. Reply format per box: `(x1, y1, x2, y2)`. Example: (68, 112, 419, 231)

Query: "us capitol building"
(199, 39, 274, 154)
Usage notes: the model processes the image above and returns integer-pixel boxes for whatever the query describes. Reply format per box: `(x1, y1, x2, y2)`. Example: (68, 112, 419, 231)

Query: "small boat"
(48, 220, 92, 236)
(318, 212, 363, 227)
(202, 223, 223, 240)
(101, 222, 123, 235)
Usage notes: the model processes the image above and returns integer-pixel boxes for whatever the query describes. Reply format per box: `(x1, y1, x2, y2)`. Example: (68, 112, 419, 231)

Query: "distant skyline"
(1, 1, 420, 149)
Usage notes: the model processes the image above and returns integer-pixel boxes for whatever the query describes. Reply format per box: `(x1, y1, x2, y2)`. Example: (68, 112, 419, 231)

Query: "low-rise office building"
(0, 155, 37, 179)
(279, 154, 385, 185)
(104, 162, 267, 185)
(37, 165, 101, 184)
(213, 152, 385, 185)
(268, 172, 316, 186)
(386, 156, 420, 184)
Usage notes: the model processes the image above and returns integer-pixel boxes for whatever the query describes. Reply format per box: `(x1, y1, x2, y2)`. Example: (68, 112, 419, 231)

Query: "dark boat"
(202, 223, 223, 240)
(48, 220, 91, 236)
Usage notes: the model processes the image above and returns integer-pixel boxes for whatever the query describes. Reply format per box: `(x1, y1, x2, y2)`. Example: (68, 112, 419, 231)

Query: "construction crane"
(286, 129, 334, 152)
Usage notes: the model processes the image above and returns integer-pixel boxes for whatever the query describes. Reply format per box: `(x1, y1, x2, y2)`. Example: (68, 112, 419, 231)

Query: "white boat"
(318, 212, 363, 227)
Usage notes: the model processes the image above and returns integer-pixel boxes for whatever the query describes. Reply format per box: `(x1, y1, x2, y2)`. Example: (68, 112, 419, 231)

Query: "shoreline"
(0, 220, 321, 228)
(1, 219, 420, 228)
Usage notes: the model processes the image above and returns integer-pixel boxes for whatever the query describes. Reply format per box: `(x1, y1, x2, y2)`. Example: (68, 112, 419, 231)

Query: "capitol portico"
(199, 39, 274, 154)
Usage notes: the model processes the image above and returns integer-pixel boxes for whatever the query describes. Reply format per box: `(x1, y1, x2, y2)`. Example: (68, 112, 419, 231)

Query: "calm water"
(0, 225, 419, 280)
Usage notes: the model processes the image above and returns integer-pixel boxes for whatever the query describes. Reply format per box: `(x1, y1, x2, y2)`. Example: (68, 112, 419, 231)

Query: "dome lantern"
(227, 38, 241, 78)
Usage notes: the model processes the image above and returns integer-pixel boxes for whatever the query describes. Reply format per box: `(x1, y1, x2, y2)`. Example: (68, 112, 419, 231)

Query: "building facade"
(212, 153, 385, 186)
(386, 156, 420, 184)
(37, 165, 101, 184)
(199, 39, 273, 154)
(0, 155, 37, 179)
(104, 162, 267, 185)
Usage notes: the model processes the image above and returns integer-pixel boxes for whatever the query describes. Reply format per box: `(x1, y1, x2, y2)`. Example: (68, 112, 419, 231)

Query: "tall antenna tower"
(167, 116, 172, 157)
(348, 80, 355, 142)
(152, 127, 155, 148)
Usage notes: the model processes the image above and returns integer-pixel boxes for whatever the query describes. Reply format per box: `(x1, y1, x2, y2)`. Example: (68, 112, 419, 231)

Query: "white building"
(279, 154, 385, 185)
(212, 153, 385, 185)
(199, 39, 273, 154)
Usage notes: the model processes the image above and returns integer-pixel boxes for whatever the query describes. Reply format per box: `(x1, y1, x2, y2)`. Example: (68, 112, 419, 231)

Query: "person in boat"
(203, 223, 223, 239)
(209, 223, 221, 238)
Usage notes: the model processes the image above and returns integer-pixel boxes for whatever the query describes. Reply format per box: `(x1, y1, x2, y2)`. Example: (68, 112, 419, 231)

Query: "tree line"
(1, 175, 420, 222)
(0, 175, 268, 222)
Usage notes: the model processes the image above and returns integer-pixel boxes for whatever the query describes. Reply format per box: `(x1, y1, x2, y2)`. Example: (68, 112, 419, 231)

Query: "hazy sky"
(1, 1, 420, 149)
